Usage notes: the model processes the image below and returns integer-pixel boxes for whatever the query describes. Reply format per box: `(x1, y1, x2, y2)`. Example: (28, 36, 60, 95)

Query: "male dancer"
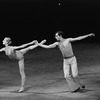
(38, 31, 95, 92)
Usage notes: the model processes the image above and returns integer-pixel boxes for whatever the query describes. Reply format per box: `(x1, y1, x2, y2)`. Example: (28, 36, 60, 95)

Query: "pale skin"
(0, 37, 46, 93)
(38, 33, 95, 49)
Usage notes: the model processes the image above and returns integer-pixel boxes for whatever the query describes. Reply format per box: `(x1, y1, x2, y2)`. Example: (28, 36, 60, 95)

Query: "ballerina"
(0, 37, 39, 92)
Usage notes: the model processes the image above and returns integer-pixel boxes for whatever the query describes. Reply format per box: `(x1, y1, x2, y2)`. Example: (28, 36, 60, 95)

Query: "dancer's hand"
(34, 40, 39, 45)
(89, 33, 95, 37)
(40, 40, 46, 45)
(31, 40, 38, 44)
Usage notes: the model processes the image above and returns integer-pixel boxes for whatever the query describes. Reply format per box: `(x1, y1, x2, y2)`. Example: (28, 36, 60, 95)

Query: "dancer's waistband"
(63, 55, 75, 59)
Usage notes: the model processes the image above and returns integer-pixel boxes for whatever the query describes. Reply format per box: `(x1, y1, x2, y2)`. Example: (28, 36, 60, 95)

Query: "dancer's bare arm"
(69, 33, 95, 42)
(39, 41, 58, 49)
(13, 40, 37, 49)
(0, 48, 5, 52)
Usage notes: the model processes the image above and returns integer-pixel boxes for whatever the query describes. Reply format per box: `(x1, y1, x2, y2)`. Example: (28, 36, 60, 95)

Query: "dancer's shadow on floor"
(24, 78, 64, 91)
(11, 77, 93, 94)
(11, 78, 64, 93)
(11, 88, 93, 94)
(76, 89, 93, 93)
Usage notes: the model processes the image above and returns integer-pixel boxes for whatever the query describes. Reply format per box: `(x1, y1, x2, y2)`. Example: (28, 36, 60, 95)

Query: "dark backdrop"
(0, 0, 100, 47)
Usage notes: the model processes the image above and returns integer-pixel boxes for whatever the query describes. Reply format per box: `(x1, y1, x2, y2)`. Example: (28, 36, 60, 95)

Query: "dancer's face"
(55, 33, 61, 41)
(3, 38, 11, 45)
(3, 39, 7, 45)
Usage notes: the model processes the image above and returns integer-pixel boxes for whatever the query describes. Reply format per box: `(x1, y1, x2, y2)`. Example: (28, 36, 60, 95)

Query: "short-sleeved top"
(58, 39, 74, 57)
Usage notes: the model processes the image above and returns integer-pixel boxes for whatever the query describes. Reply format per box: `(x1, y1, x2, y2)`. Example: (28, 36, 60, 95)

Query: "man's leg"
(71, 57, 85, 89)
(63, 59, 80, 92)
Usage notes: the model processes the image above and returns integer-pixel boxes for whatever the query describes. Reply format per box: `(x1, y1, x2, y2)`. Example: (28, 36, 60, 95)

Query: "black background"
(0, 0, 100, 47)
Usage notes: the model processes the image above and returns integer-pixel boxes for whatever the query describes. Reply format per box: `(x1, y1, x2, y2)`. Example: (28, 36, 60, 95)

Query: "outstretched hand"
(89, 33, 95, 37)
(39, 40, 47, 45)
(31, 40, 38, 44)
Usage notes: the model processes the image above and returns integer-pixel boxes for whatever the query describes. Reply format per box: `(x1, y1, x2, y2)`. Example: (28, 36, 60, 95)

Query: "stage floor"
(0, 43, 100, 100)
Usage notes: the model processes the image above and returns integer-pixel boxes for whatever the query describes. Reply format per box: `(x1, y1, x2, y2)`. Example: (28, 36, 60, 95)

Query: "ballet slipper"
(18, 87, 25, 93)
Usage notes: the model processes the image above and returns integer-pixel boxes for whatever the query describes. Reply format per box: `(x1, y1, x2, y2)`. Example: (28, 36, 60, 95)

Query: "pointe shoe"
(18, 87, 25, 93)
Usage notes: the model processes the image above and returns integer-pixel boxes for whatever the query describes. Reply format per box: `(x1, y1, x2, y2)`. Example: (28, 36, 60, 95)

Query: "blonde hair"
(4, 37, 12, 44)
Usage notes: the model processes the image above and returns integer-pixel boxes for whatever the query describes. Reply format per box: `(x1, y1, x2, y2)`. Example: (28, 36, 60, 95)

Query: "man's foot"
(82, 85, 85, 89)
(71, 87, 81, 93)
(18, 87, 25, 93)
